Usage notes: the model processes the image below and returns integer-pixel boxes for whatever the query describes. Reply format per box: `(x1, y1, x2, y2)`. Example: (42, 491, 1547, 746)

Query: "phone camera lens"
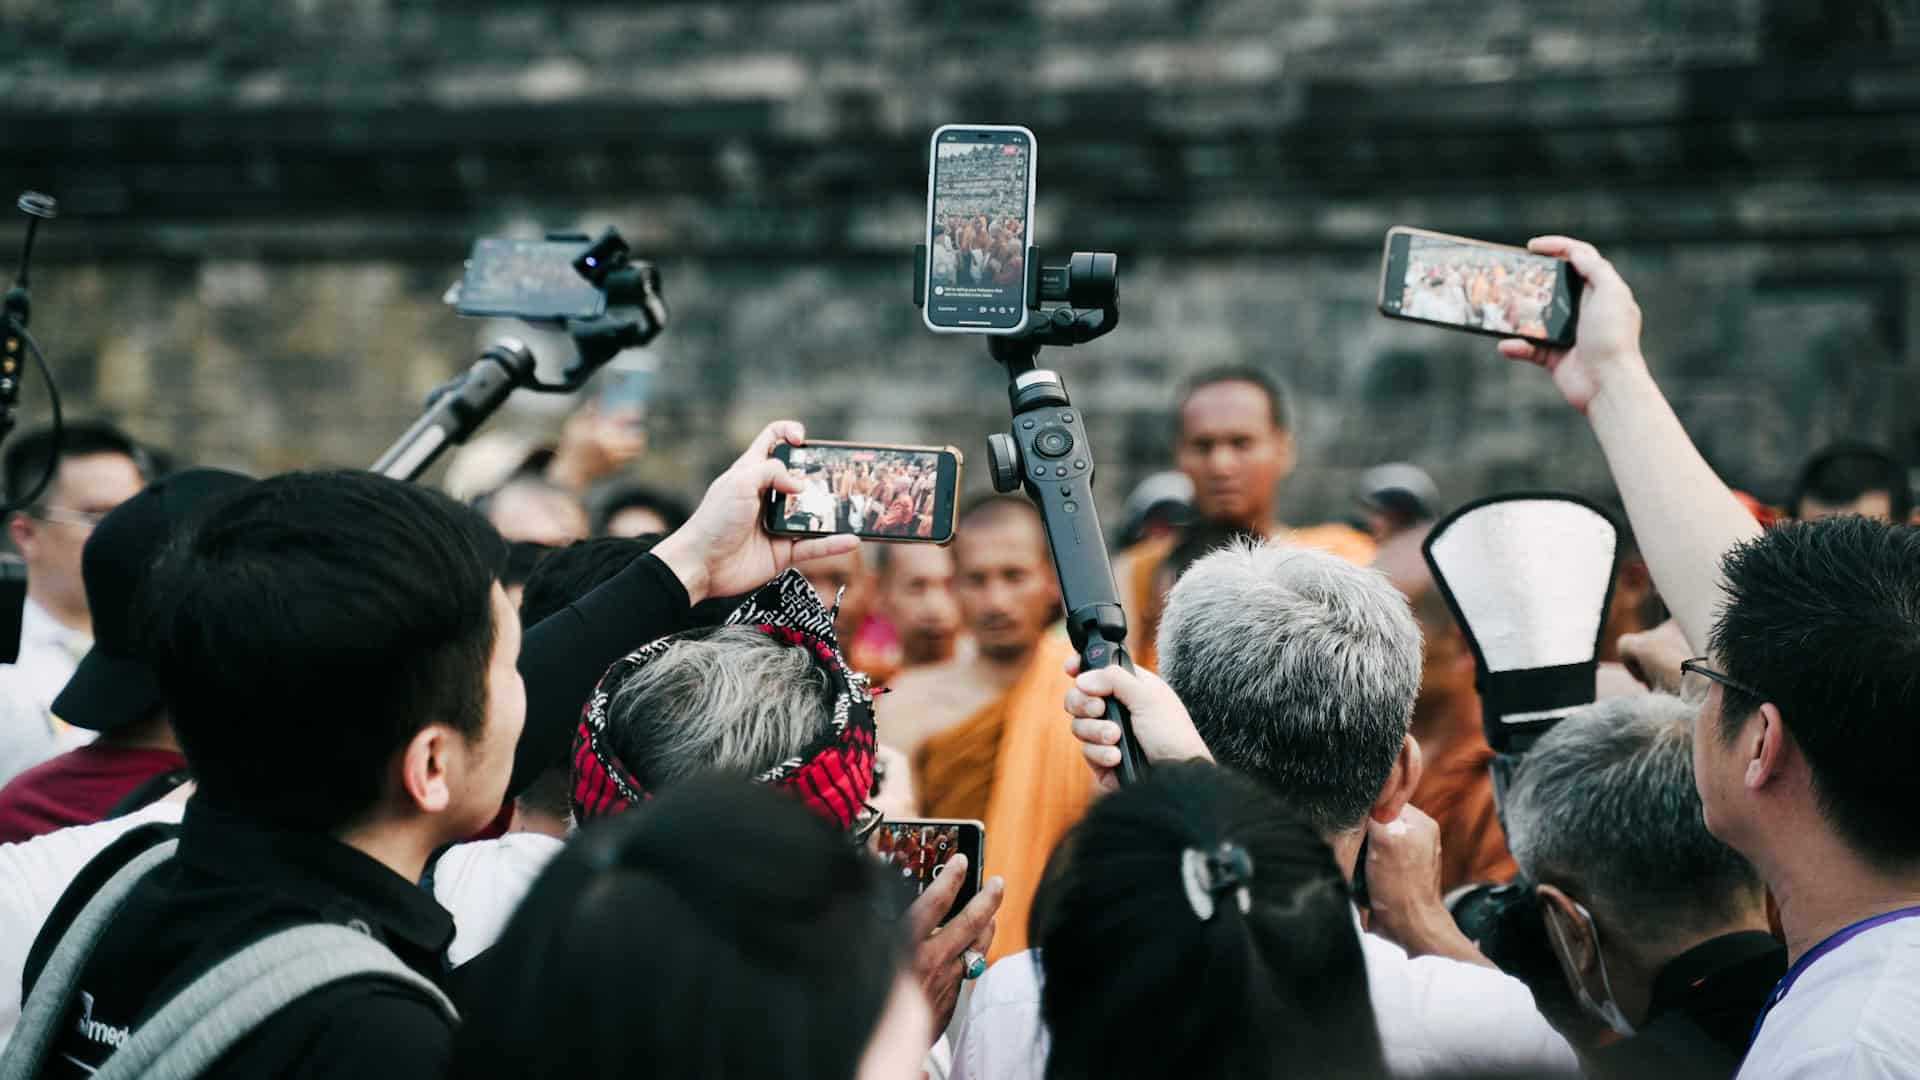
(1034, 426, 1075, 459)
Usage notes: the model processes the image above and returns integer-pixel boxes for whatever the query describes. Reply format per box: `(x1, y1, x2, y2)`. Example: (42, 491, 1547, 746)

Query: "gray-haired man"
(1505, 693, 1784, 1078)
(956, 541, 1579, 1079)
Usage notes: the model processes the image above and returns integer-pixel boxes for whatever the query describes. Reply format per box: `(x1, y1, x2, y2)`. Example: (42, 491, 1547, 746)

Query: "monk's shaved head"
(953, 495, 1059, 662)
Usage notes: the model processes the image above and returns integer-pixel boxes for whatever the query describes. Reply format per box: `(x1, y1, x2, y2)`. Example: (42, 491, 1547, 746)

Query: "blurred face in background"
(10, 452, 147, 623)
(953, 512, 1058, 664)
(802, 548, 872, 645)
(1175, 381, 1294, 530)
(486, 481, 589, 547)
(875, 544, 961, 667)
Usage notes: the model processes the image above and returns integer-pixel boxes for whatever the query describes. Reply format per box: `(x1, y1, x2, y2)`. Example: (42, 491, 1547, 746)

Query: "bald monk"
(884, 497, 1092, 960)
(1113, 368, 1375, 670)
(1373, 526, 1517, 891)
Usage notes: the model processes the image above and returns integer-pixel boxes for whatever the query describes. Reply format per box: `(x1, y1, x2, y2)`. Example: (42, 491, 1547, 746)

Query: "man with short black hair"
(0, 421, 149, 782)
(1499, 235, 1920, 1078)
(1505, 694, 1783, 1077)
(8, 421, 860, 1078)
(1114, 367, 1374, 668)
(1789, 440, 1910, 521)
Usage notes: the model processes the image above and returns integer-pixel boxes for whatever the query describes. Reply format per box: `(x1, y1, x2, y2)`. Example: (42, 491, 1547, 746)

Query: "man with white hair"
(1504, 693, 1783, 1078)
(954, 540, 1579, 1079)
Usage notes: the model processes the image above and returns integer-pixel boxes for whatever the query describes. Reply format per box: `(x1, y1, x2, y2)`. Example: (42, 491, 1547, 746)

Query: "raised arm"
(1497, 236, 1761, 653)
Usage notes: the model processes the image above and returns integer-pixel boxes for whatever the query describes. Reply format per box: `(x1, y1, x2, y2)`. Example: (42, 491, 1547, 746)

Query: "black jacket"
(22, 552, 692, 1078)
(1583, 930, 1786, 1080)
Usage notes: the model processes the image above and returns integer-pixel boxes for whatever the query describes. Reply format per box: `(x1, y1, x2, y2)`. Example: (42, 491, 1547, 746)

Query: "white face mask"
(1546, 898, 1636, 1038)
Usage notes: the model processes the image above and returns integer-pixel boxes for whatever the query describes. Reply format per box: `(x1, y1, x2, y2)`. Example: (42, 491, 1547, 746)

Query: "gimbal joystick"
(916, 245, 1148, 785)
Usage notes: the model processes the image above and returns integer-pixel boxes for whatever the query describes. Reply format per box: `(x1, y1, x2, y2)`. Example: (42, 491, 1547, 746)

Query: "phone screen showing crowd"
(927, 129, 1031, 331)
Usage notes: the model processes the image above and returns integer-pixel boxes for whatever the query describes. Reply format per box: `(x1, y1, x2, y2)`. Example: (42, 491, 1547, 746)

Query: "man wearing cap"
(0, 469, 252, 843)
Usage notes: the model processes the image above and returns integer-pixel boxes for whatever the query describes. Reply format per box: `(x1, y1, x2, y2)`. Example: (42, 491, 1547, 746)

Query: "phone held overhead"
(923, 124, 1038, 336)
(762, 440, 964, 545)
(1377, 227, 1581, 348)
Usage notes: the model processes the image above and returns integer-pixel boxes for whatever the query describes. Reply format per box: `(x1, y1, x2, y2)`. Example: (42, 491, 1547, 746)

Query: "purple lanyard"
(1746, 904, 1920, 1050)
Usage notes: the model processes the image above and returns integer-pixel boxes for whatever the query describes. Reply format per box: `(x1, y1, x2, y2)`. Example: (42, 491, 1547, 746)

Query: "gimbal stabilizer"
(915, 245, 1147, 784)
(374, 228, 668, 481)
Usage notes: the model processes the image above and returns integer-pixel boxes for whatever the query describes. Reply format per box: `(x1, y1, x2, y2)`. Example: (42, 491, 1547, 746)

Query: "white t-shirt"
(0, 600, 93, 785)
(951, 920, 1579, 1079)
(0, 806, 563, 1052)
(1738, 912, 1920, 1079)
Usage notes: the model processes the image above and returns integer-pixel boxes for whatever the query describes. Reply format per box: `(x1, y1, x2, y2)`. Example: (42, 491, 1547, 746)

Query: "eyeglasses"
(1680, 657, 1765, 701)
(30, 505, 110, 529)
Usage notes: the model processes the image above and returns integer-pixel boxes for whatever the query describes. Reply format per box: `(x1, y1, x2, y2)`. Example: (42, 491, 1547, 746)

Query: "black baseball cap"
(54, 468, 254, 733)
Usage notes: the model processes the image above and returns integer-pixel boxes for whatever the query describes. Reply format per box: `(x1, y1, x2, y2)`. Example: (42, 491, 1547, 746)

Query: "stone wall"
(2, 0, 1916, 521)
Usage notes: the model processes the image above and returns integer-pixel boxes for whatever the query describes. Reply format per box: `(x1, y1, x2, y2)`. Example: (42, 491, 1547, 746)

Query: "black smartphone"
(874, 818, 985, 924)
(1378, 227, 1579, 348)
(764, 441, 963, 545)
(453, 238, 609, 322)
(922, 124, 1037, 336)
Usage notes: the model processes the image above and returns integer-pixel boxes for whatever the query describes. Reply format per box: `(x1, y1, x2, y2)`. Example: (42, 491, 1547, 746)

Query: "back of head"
(450, 776, 904, 1080)
(1504, 694, 1764, 941)
(1156, 539, 1421, 832)
(605, 625, 834, 788)
(519, 535, 658, 628)
(1032, 762, 1383, 1080)
(1711, 517, 1920, 865)
(1791, 441, 1910, 520)
(137, 470, 506, 832)
(4, 419, 148, 508)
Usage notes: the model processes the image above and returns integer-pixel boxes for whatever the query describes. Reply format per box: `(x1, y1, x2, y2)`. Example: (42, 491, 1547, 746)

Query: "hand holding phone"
(763, 440, 963, 545)
(875, 818, 985, 925)
(1378, 227, 1579, 348)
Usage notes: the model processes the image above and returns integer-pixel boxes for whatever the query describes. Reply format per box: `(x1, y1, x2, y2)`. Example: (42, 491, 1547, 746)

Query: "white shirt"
(951, 923, 1579, 1079)
(1738, 913, 1920, 1079)
(0, 806, 562, 1052)
(0, 600, 93, 784)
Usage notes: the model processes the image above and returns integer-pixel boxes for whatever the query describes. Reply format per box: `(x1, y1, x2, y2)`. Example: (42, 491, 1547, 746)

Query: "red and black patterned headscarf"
(570, 568, 878, 830)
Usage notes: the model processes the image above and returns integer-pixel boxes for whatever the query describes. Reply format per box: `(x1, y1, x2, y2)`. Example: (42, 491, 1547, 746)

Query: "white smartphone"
(922, 124, 1037, 336)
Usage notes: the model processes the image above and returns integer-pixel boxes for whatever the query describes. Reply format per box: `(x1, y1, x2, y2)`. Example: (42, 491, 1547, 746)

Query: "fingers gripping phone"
(922, 124, 1037, 335)
(1378, 227, 1580, 348)
(874, 819, 985, 924)
(763, 441, 963, 545)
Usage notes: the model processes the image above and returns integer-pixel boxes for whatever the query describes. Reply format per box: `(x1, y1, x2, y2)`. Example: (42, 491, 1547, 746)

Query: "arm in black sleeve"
(510, 552, 691, 796)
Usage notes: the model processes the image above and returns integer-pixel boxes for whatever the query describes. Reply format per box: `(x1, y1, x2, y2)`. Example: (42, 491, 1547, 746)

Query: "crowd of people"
(780, 449, 942, 540)
(0, 233, 1915, 1080)
(1401, 235, 1559, 339)
(929, 143, 1029, 291)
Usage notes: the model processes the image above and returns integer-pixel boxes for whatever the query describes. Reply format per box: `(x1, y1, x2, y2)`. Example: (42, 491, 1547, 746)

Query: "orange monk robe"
(1410, 734, 1518, 892)
(911, 633, 1091, 961)
(1122, 523, 1377, 671)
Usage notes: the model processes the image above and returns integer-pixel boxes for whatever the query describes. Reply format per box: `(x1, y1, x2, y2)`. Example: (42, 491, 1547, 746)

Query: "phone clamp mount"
(914, 244, 1146, 784)
(374, 228, 668, 481)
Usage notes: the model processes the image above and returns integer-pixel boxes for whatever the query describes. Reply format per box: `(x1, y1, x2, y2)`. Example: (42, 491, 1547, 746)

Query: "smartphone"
(595, 357, 655, 418)
(922, 124, 1037, 336)
(764, 441, 962, 545)
(1378, 227, 1579, 348)
(874, 818, 985, 924)
(453, 238, 609, 322)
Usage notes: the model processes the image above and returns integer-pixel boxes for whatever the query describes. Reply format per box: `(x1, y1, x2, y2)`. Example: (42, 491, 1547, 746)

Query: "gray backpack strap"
(0, 837, 179, 1080)
(92, 924, 458, 1080)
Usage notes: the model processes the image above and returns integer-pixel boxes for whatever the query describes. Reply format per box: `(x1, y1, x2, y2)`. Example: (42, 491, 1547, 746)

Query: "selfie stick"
(916, 245, 1147, 785)
(374, 228, 668, 482)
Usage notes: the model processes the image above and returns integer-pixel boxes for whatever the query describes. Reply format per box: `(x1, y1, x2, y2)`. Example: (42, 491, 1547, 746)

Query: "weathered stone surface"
(0, 0, 1915, 520)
